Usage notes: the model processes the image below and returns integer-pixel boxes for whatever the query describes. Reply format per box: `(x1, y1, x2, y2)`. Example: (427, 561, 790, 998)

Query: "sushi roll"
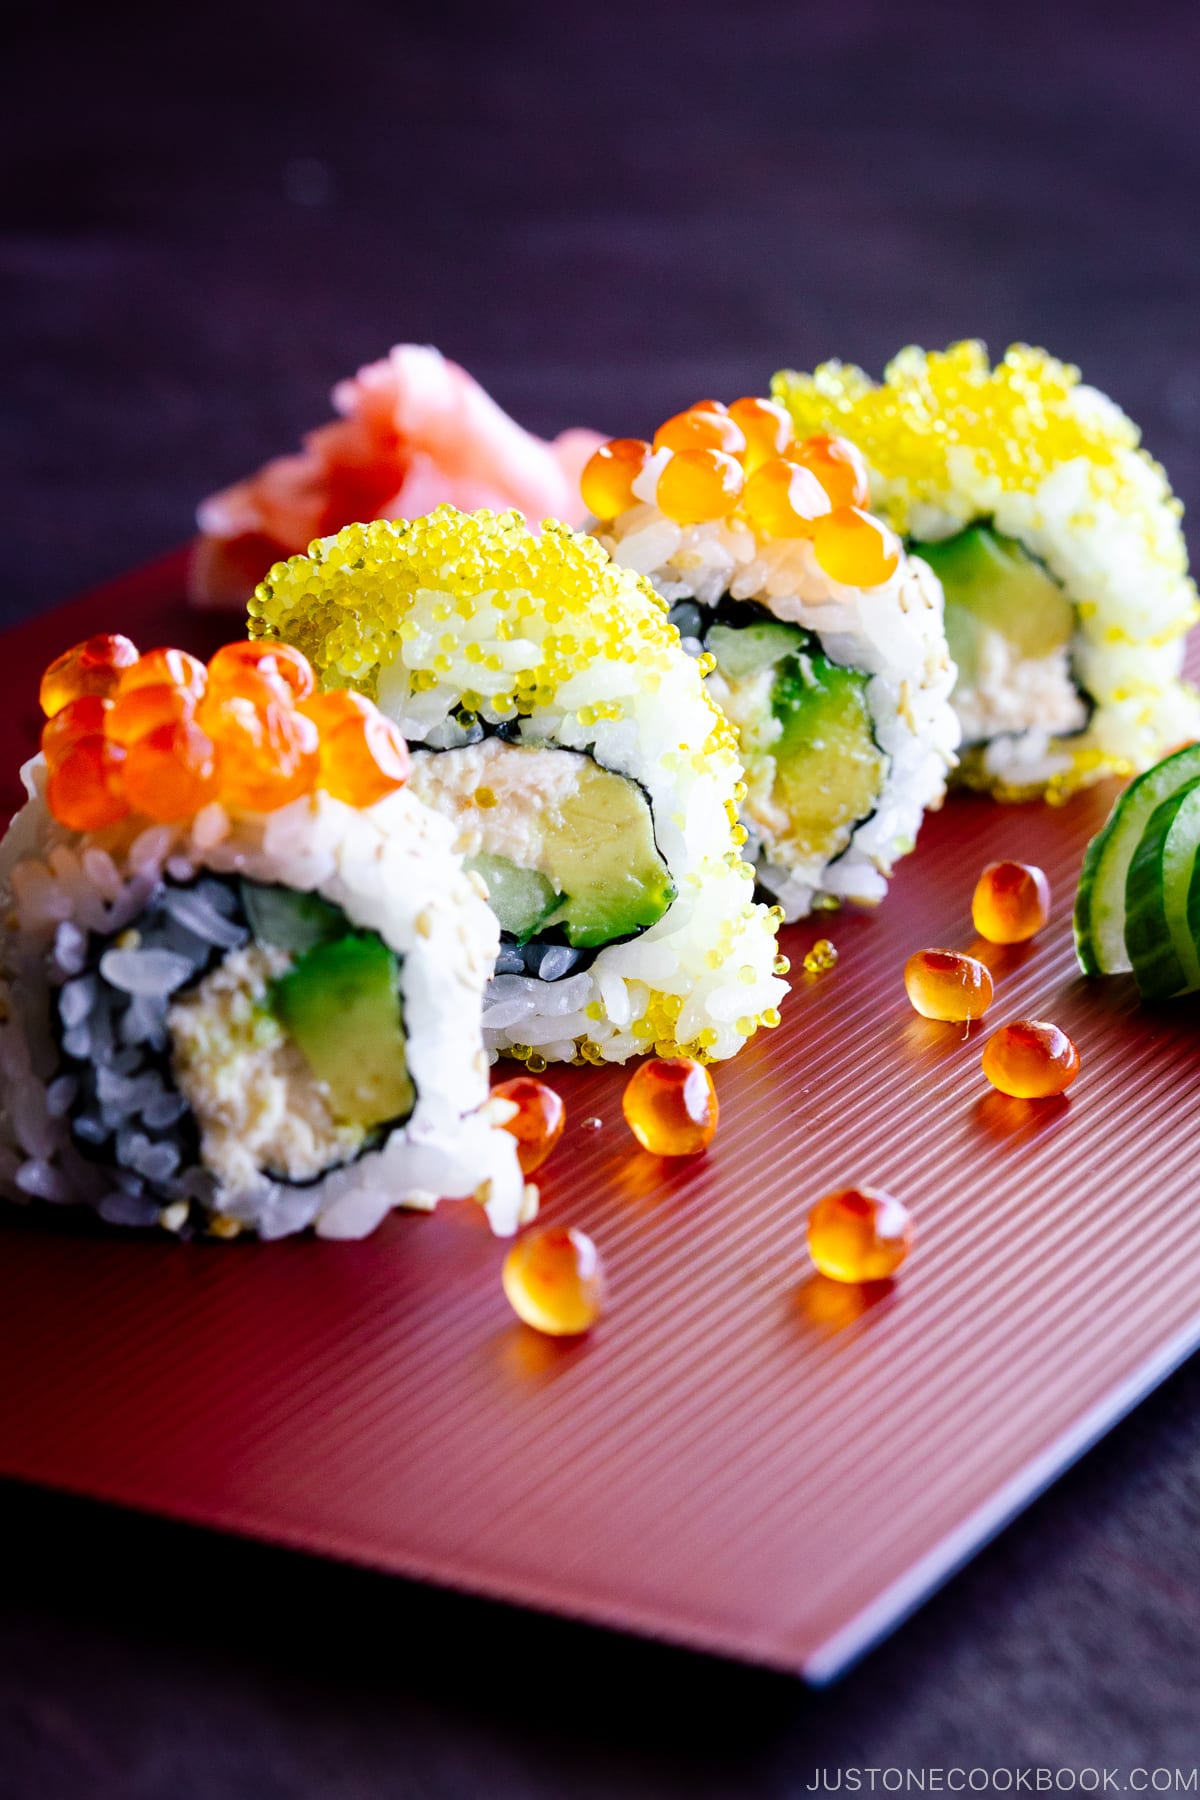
(772, 342, 1200, 800)
(0, 634, 526, 1240)
(584, 401, 959, 919)
(248, 507, 788, 1065)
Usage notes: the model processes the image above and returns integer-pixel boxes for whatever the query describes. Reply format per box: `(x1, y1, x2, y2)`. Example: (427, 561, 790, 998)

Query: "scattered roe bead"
(580, 438, 652, 519)
(39, 634, 138, 718)
(804, 937, 838, 975)
(122, 719, 219, 822)
(653, 407, 747, 458)
(118, 647, 207, 698)
(45, 737, 127, 831)
(812, 506, 901, 588)
(971, 860, 1051, 944)
(808, 1186, 914, 1283)
(207, 639, 316, 702)
(491, 1075, 566, 1174)
(904, 948, 994, 1021)
(41, 695, 110, 767)
(982, 1020, 1080, 1099)
(656, 448, 744, 525)
(742, 457, 831, 538)
(302, 689, 411, 807)
(502, 1226, 605, 1337)
(789, 433, 870, 509)
(728, 396, 794, 470)
(622, 1057, 718, 1156)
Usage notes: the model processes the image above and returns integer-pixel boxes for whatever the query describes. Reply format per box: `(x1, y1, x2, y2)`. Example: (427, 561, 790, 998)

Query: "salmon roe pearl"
(728, 396, 794, 470)
(204, 697, 320, 812)
(492, 1075, 566, 1174)
(656, 448, 744, 525)
(622, 1057, 718, 1155)
(106, 682, 194, 747)
(318, 707, 411, 806)
(45, 737, 128, 831)
(117, 647, 207, 698)
(982, 1020, 1080, 1098)
(208, 640, 315, 703)
(502, 1226, 605, 1337)
(39, 634, 139, 718)
(580, 438, 652, 520)
(813, 506, 901, 588)
(41, 695, 110, 767)
(123, 719, 219, 822)
(808, 1186, 914, 1283)
(653, 407, 747, 458)
(789, 433, 871, 509)
(972, 861, 1051, 944)
(904, 949, 994, 1021)
(742, 457, 831, 538)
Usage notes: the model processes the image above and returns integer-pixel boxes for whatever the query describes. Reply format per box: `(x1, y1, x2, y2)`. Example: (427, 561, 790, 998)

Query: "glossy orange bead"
(105, 682, 195, 747)
(502, 1226, 605, 1336)
(204, 696, 320, 812)
(41, 695, 111, 768)
(789, 433, 871, 509)
(320, 710, 411, 806)
(207, 640, 316, 703)
(812, 506, 902, 588)
(122, 719, 220, 822)
(742, 456, 831, 538)
(45, 736, 128, 832)
(971, 861, 1052, 944)
(808, 1186, 913, 1283)
(622, 1057, 718, 1155)
(117, 647, 208, 699)
(982, 1020, 1080, 1098)
(904, 948, 994, 1021)
(728, 396, 794, 470)
(492, 1075, 566, 1174)
(39, 634, 139, 718)
(579, 438, 652, 520)
(653, 407, 747, 458)
(655, 448, 744, 525)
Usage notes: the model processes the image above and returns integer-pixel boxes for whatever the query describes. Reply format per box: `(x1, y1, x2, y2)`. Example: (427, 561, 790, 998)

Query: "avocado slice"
(538, 758, 676, 949)
(272, 932, 415, 1128)
(769, 649, 887, 862)
(910, 525, 1075, 689)
(464, 852, 562, 944)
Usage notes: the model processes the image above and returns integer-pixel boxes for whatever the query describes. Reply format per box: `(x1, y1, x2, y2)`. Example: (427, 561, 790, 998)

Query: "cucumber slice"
(706, 619, 808, 681)
(241, 880, 345, 954)
(463, 852, 561, 944)
(1124, 781, 1200, 998)
(1074, 745, 1200, 975)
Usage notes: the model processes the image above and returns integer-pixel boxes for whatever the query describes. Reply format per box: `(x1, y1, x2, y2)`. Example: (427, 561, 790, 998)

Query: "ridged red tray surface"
(1, 553, 1197, 1681)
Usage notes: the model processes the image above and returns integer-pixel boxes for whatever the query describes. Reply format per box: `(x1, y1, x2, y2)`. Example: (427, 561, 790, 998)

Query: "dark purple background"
(4, 0, 1200, 1787)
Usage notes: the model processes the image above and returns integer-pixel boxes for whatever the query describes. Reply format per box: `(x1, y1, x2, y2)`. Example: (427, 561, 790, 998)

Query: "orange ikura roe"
(653, 406, 747, 458)
(812, 506, 901, 588)
(742, 457, 831, 538)
(982, 1021, 1080, 1098)
(491, 1075, 566, 1174)
(788, 433, 871, 510)
(808, 1186, 913, 1283)
(502, 1227, 605, 1336)
(38, 634, 139, 718)
(904, 949, 994, 1021)
(37, 635, 411, 834)
(971, 861, 1051, 944)
(727, 396, 794, 470)
(656, 448, 744, 524)
(622, 1057, 718, 1155)
(579, 438, 652, 520)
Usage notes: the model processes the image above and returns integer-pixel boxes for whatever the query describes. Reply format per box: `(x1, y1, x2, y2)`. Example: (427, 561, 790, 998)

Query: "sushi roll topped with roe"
(0, 634, 526, 1241)
(772, 342, 1200, 800)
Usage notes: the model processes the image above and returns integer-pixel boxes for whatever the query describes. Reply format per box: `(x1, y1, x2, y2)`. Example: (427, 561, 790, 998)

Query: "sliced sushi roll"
(773, 342, 1200, 800)
(0, 634, 526, 1240)
(583, 401, 959, 919)
(248, 507, 788, 1065)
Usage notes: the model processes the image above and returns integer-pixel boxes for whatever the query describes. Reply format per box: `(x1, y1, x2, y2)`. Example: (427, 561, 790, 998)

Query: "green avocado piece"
(464, 852, 562, 944)
(241, 881, 345, 954)
(272, 932, 415, 1128)
(538, 758, 676, 949)
(769, 650, 887, 862)
(706, 618, 808, 681)
(911, 525, 1075, 686)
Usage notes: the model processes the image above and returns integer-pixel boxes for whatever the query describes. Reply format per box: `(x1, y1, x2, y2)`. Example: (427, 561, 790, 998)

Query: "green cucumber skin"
(1123, 781, 1200, 1000)
(1074, 745, 1200, 976)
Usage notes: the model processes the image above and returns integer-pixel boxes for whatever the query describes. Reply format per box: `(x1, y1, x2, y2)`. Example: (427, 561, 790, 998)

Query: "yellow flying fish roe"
(773, 342, 1199, 797)
(249, 507, 788, 1064)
